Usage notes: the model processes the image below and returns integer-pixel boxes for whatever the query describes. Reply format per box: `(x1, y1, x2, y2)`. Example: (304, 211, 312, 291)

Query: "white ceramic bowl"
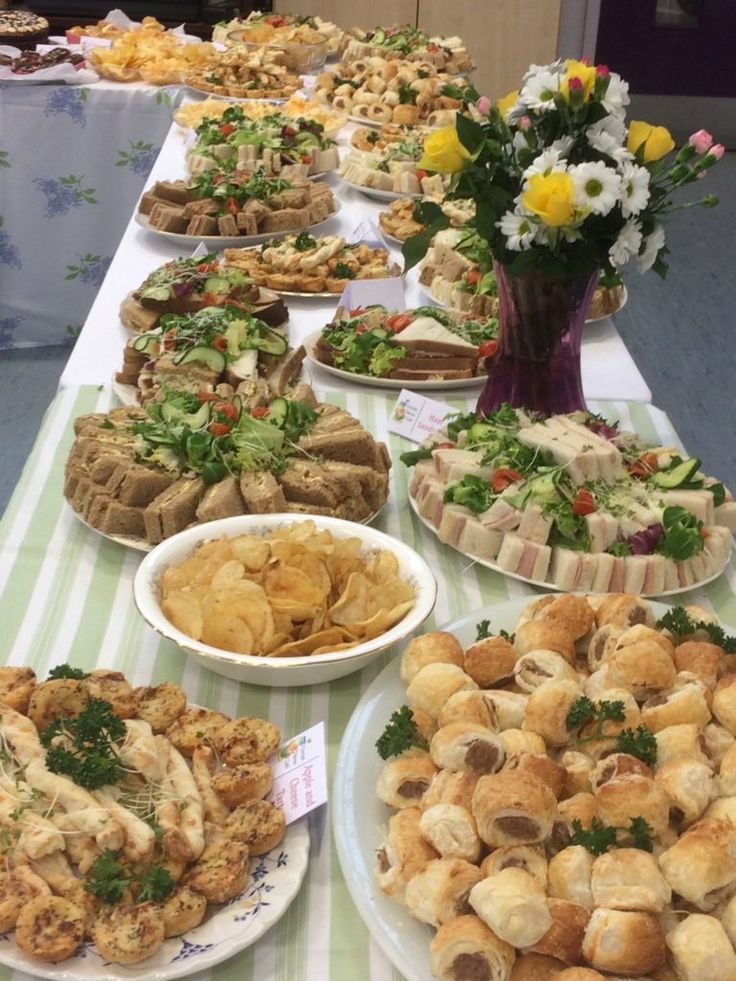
(133, 513, 437, 687)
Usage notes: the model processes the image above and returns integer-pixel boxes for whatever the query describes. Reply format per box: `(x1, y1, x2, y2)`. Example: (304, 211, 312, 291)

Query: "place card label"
(338, 276, 405, 312)
(388, 389, 456, 443)
(270, 721, 328, 824)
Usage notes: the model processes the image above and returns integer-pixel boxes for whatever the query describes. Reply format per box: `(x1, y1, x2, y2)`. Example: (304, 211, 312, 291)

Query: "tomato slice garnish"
(212, 336, 228, 352)
(491, 468, 523, 493)
(478, 339, 498, 358)
(387, 313, 412, 333)
(572, 488, 596, 516)
(208, 422, 231, 436)
(251, 405, 269, 418)
(465, 270, 483, 286)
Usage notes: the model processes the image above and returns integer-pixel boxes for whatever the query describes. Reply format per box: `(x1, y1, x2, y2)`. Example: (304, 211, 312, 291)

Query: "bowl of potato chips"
(133, 515, 436, 686)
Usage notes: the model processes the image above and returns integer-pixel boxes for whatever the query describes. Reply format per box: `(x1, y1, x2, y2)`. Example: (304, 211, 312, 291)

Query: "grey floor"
(0, 155, 734, 515)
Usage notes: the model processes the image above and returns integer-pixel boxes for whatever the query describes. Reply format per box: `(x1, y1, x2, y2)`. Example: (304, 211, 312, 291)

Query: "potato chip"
(210, 560, 245, 588)
(162, 590, 203, 640)
(328, 572, 373, 624)
(263, 561, 326, 607)
(367, 549, 400, 583)
(342, 600, 416, 640)
(229, 535, 271, 571)
(201, 613, 254, 654)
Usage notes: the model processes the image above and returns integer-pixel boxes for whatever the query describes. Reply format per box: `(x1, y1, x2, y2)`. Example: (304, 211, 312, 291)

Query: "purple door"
(595, 0, 736, 97)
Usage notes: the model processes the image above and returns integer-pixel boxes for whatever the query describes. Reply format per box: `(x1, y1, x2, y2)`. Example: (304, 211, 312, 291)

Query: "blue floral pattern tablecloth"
(0, 82, 186, 349)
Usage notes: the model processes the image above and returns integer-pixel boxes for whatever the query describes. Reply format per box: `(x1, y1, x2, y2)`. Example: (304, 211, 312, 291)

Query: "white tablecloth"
(60, 115, 652, 403)
(0, 80, 186, 349)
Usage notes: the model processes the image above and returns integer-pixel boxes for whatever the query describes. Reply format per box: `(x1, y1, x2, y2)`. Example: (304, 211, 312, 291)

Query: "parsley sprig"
(376, 706, 428, 759)
(86, 851, 175, 904)
(41, 699, 126, 790)
(570, 816, 654, 855)
(475, 620, 514, 643)
(566, 697, 657, 765)
(47, 664, 88, 680)
(657, 606, 736, 653)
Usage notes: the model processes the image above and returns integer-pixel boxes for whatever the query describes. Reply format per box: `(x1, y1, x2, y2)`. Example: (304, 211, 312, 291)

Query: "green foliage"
(376, 706, 428, 759)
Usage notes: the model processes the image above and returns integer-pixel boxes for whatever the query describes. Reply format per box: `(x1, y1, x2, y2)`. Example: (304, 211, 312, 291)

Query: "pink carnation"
(596, 64, 610, 77)
(475, 95, 491, 114)
(568, 76, 583, 91)
(710, 143, 725, 159)
(688, 129, 713, 154)
(519, 115, 532, 131)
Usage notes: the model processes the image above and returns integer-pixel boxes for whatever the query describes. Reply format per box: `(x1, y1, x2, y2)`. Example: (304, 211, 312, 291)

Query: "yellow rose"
(522, 171, 575, 227)
(418, 126, 470, 174)
(627, 120, 676, 162)
(495, 89, 518, 119)
(561, 58, 597, 100)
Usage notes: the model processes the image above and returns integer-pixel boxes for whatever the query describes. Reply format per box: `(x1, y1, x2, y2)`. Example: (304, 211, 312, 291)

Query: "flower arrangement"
(406, 58, 723, 280)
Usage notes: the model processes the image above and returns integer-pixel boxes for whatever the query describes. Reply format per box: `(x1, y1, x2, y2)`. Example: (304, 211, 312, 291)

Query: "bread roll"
(641, 682, 711, 732)
(404, 857, 483, 927)
(666, 912, 736, 981)
(400, 631, 465, 683)
(523, 680, 583, 746)
(658, 819, 736, 910)
(464, 635, 518, 687)
(582, 908, 666, 974)
(674, 641, 724, 689)
(430, 722, 506, 774)
(430, 915, 516, 981)
(591, 848, 671, 912)
(655, 758, 716, 825)
(419, 804, 481, 863)
(377, 807, 439, 901)
(595, 594, 655, 629)
(472, 771, 557, 847)
(376, 750, 438, 808)
(407, 662, 478, 721)
(527, 898, 590, 964)
(594, 774, 670, 838)
(547, 846, 594, 909)
(469, 868, 551, 947)
(480, 844, 547, 888)
(514, 651, 577, 693)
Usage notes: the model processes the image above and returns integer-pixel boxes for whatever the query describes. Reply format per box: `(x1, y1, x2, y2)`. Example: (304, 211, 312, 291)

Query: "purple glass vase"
(477, 262, 599, 417)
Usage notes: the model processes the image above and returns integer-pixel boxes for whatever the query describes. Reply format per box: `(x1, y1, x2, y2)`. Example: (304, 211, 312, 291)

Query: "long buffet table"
(60, 110, 652, 401)
(2, 383, 735, 981)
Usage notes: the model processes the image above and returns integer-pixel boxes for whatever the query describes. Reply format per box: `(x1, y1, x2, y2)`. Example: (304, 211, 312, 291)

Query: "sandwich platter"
(304, 331, 485, 391)
(408, 495, 726, 597)
(134, 203, 342, 249)
(185, 83, 289, 103)
(335, 176, 409, 203)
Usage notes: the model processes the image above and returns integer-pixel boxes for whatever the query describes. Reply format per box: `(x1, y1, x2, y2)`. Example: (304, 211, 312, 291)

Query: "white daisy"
(549, 136, 574, 157)
(638, 223, 666, 272)
(513, 129, 532, 153)
(601, 72, 630, 116)
(620, 162, 651, 217)
(518, 70, 561, 110)
(497, 211, 537, 251)
(570, 161, 622, 215)
(609, 220, 643, 267)
(523, 148, 567, 180)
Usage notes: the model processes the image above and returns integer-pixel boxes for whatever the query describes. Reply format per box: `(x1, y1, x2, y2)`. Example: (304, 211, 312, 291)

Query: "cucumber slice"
(467, 422, 495, 443)
(371, 327, 389, 340)
(132, 333, 160, 354)
(267, 397, 288, 428)
(139, 285, 171, 302)
(174, 346, 227, 372)
(653, 457, 702, 489)
(183, 402, 212, 430)
(254, 327, 288, 356)
(204, 275, 232, 295)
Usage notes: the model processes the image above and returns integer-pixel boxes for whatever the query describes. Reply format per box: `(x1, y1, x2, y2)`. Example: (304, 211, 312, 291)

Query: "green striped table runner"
(0, 386, 734, 981)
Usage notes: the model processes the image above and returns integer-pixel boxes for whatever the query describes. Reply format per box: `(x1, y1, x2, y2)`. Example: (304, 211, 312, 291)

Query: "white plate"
(134, 202, 341, 249)
(0, 819, 309, 981)
(186, 83, 289, 103)
(332, 595, 682, 981)
(336, 176, 408, 202)
(409, 493, 729, 597)
(304, 330, 485, 391)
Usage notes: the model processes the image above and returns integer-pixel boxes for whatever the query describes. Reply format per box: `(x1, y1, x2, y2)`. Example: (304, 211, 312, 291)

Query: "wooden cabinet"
(275, 0, 562, 99)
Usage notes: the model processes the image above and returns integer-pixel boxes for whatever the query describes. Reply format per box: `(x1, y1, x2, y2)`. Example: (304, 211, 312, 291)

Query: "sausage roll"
(539, 594, 595, 641)
(404, 857, 484, 927)
(480, 844, 548, 889)
(514, 651, 577, 693)
(581, 908, 666, 975)
(463, 636, 518, 687)
(666, 912, 736, 981)
(590, 752, 652, 793)
(500, 729, 546, 757)
(576, 688, 642, 760)
(518, 594, 557, 623)
(594, 774, 670, 838)
(673, 641, 724, 689)
(376, 807, 439, 902)
(419, 804, 481, 863)
(703, 795, 736, 824)
(469, 868, 552, 947)
(555, 971, 606, 981)
(713, 676, 736, 736)
(527, 898, 590, 964)
(430, 914, 516, 981)
(719, 743, 736, 796)
(614, 623, 675, 656)
(439, 690, 501, 730)
(586, 624, 624, 673)
(511, 953, 566, 981)
(548, 846, 594, 909)
(605, 641, 676, 699)
(481, 691, 528, 731)
(407, 663, 479, 721)
(582, 668, 616, 700)
(503, 752, 566, 799)
(655, 723, 712, 770)
(421, 769, 479, 812)
(641, 682, 711, 732)
(590, 848, 671, 912)
(595, 594, 655, 629)
(376, 750, 438, 808)
(400, 631, 465, 683)
(522, 680, 584, 747)
(550, 793, 599, 853)
(472, 770, 557, 847)
(430, 722, 506, 775)
(560, 751, 594, 796)
(701, 721, 736, 768)
(719, 892, 736, 948)
(655, 758, 716, 826)
(658, 818, 736, 910)
(514, 620, 576, 663)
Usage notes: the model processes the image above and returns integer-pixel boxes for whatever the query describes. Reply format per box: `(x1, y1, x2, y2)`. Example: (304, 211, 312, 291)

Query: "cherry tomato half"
(251, 405, 269, 418)
(465, 270, 483, 286)
(209, 422, 231, 436)
(219, 123, 235, 137)
(491, 468, 523, 493)
(387, 313, 412, 333)
(212, 336, 228, 352)
(478, 339, 498, 358)
(214, 402, 238, 421)
(572, 488, 596, 516)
